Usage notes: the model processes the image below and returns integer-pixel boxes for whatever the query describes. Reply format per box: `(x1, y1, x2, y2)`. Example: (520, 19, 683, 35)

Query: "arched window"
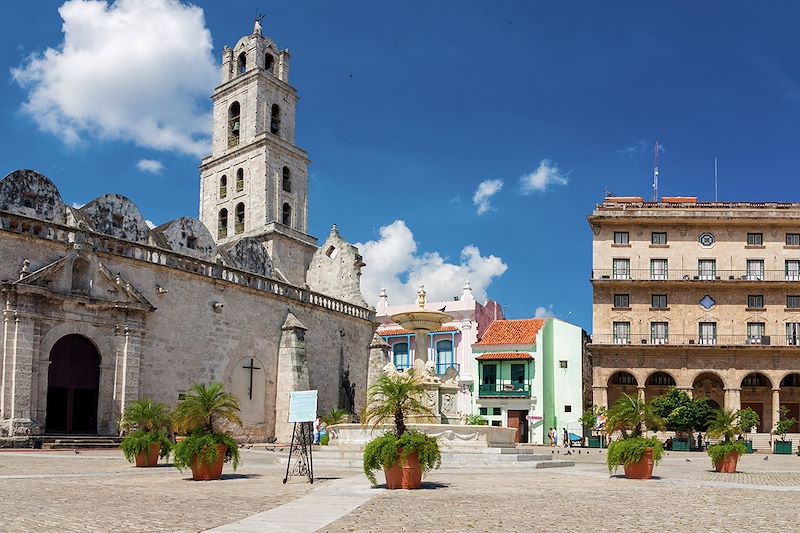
(282, 202, 291, 226)
(71, 258, 92, 294)
(235, 203, 245, 234)
(270, 104, 280, 135)
(228, 102, 240, 148)
(237, 52, 247, 74)
(435, 339, 454, 375)
(236, 168, 244, 192)
(265, 53, 274, 72)
(282, 166, 291, 192)
(393, 342, 409, 371)
(219, 175, 227, 198)
(218, 208, 228, 239)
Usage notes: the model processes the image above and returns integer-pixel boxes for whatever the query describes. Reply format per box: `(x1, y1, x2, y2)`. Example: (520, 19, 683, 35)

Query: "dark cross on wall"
(242, 358, 261, 400)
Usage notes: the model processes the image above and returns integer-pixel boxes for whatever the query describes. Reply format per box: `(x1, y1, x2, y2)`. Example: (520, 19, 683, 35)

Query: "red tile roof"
(378, 326, 458, 337)
(475, 352, 532, 361)
(475, 319, 546, 346)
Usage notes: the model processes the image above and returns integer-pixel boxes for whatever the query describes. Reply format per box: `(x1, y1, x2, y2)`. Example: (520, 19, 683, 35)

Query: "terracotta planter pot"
(383, 451, 422, 489)
(190, 444, 227, 481)
(134, 442, 161, 467)
(623, 447, 654, 479)
(714, 452, 739, 473)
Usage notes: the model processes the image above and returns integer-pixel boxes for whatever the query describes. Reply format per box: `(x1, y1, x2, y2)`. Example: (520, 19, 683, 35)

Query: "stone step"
(45, 442, 120, 450)
(302, 458, 575, 470)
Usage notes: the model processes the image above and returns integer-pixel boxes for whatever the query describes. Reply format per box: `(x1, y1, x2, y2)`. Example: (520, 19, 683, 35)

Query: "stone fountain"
(389, 284, 460, 423)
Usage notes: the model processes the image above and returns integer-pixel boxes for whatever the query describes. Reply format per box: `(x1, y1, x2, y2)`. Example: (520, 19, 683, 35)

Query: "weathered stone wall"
(306, 225, 370, 308)
(0, 225, 374, 440)
(0, 170, 66, 224)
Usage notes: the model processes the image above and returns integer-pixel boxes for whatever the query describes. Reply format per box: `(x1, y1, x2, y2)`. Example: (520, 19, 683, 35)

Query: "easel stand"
(283, 421, 314, 484)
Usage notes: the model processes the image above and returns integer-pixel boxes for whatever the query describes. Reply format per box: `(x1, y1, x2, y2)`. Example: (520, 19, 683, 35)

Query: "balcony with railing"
(591, 333, 800, 347)
(478, 382, 531, 398)
(592, 269, 800, 282)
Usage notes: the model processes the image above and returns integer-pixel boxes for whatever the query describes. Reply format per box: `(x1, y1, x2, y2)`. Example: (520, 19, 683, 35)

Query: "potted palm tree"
(580, 405, 606, 448)
(171, 382, 242, 480)
(605, 393, 665, 479)
(706, 409, 748, 473)
(119, 398, 172, 467)
(362, 371, 441, 489)
(774, 406, 797, 455)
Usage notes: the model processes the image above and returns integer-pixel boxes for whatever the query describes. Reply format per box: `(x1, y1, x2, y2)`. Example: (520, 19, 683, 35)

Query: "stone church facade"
(0, 23, 385, 443)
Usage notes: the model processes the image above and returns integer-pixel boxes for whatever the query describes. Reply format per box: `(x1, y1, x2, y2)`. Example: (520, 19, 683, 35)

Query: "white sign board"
(288, 390, 318, 423)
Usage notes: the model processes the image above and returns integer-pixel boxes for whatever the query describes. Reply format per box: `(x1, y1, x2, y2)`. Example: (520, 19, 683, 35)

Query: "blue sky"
(2, 1, 800, 331)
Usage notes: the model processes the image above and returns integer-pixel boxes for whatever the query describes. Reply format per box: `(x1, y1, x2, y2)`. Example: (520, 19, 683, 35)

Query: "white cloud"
(534, 305, 555, 318)
(472, 179, 503, 214)
(145, 219, 156, 229)
(356, 220, 508, 305)
(70, 202, 84, 209)
(519, 159, 569, 194)
(137, 159, 164, 174)
(11, 0, 217, 156)
(617, 140, 665, 157)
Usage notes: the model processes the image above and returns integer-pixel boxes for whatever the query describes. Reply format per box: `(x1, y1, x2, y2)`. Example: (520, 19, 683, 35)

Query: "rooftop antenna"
(652, 140, 660, 202)
(714, 157, 718, 202)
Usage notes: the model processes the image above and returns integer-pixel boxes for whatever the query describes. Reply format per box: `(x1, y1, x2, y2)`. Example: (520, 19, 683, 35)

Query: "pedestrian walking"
(563, 428, 569, 448)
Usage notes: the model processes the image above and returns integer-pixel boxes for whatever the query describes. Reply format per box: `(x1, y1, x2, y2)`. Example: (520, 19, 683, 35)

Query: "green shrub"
(320, 433, 330, 445)
(322, 409, 350, 426)
(362, 430, 441, 486)
(465, 414, 488, 426)
(707, 441, 747, 466)
(120, 430, 172, 465)
(606, 436, 664, 474)
(172, 430, 240, 471)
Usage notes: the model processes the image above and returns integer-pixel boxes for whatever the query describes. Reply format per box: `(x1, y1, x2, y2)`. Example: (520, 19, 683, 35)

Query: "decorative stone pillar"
(419, 382, 440, 421)
(6, 311, 36, 436)
(438, 382, 460, 424)
(274, 312, 309, 443)
(637, 386, 646, 401)
(366, 333, 390, 393)
(772, 388, 781, 434)
(727, 388, 741, 412)
(112, 324, 143, 433)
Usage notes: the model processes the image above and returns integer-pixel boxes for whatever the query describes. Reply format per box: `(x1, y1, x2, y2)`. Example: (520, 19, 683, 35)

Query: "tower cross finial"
(254, 14, 264, 36)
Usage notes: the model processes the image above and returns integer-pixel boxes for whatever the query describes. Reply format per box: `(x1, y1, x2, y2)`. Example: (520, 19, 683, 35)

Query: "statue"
(341, 368, 357, 414)
(382, 360, 398, 375)
(254, 14, 264, 36)
(442, 366, 459, 384)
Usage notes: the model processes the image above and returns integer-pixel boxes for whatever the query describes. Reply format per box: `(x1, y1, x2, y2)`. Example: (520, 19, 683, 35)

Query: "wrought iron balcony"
(591, 334, 800, 347)
(592, 269, 800, 282)
(478, 383, 531, 398)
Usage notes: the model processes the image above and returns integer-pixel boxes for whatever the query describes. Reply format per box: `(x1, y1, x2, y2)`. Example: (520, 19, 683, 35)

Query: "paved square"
(2, 448, 800, 532)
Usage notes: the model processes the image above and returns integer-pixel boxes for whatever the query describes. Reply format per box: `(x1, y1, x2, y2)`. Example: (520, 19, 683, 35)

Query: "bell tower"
(199, 19, 317, 286)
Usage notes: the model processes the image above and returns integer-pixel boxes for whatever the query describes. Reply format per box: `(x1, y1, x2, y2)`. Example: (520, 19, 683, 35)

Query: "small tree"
(651, 388, 712, 434)
(737, 407, 760, 437)
(775, 406, 797, 441)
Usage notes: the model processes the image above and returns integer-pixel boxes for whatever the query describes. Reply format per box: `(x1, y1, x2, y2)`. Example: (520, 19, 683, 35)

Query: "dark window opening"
(265, 53, 274, 72)
(228, 101, 241, 148)
(218, 208, 228, 239)
(492, 407, 501, 416)
(235, 203, 245, 234)
(270, 104, 280, 135)
(237, 52, 247, 74)
(219, 175, 227, 198)
(564, 405, 572, 413)
(282, 202, 291, 226)
(282, 166, 291, 192)
(236, 168, 244, 192)
(111, 214, 123, 229)
(479, 407, 487, 416)
(186, 236, 197, 250)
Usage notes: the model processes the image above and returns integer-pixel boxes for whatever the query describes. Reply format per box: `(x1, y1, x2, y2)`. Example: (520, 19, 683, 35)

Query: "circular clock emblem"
(699, 233, 715, 247)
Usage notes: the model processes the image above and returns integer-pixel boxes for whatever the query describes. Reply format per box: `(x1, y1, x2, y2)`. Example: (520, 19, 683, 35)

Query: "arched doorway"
(740, 372, 772, 433)
(608, 371, 638, 407)
(780, 373, 800, 433)
(644, 371, 676, 401)
(692, 373, 724, 411)
(45, 335, 100, 434)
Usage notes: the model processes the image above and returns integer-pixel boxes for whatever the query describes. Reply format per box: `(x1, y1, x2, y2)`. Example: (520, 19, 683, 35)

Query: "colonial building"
(375, 282, 504, 418)
(589, 196, 800, 435)
(472, 318, 589, 444)
(0, 21, 381, 443)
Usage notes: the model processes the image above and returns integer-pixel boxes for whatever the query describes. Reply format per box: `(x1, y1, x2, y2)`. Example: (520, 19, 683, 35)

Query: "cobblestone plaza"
(2, 448, 799, 532)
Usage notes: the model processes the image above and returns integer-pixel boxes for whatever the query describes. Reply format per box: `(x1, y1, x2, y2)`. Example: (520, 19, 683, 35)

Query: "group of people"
(548, 427, 571, 447)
